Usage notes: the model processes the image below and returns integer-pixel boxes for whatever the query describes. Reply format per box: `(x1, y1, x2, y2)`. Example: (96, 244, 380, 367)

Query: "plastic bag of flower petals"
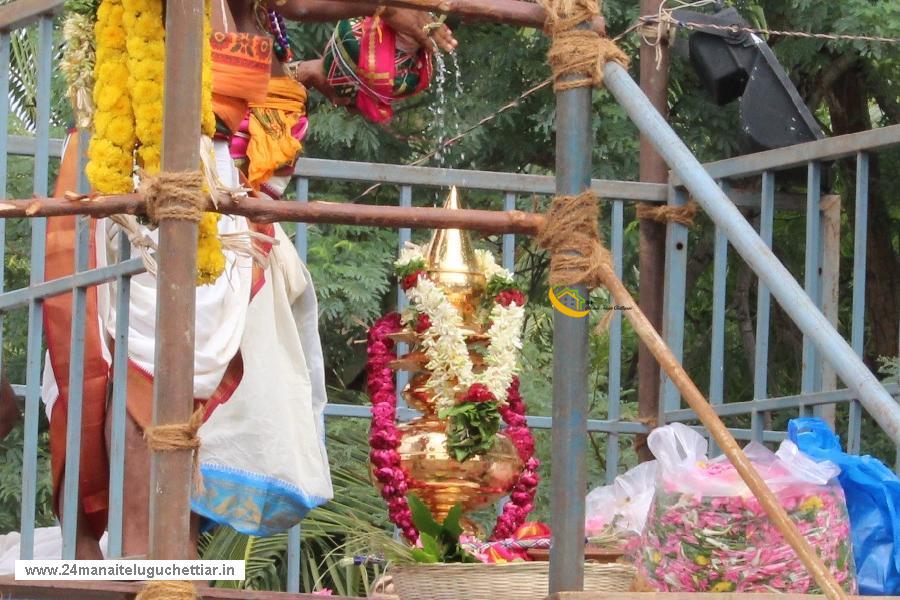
(586, 460, 658, 537)
(631, 423, 857, 594)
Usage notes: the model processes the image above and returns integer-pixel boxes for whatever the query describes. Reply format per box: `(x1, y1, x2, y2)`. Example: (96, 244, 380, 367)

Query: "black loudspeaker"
(671, 7, 825, 152)
(689, 32, 748, 105)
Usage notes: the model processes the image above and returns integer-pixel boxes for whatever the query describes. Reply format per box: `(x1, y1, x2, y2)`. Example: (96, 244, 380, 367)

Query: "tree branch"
(0, 193, 545, 234)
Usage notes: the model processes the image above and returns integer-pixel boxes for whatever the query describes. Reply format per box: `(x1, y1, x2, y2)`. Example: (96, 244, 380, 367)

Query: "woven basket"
(388, 561, 635, 600)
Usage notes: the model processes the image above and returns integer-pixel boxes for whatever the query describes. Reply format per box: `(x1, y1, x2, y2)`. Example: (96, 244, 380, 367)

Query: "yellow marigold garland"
(122, 0, 165, 173)
(86, 0, 135, 193)
(196, 0, 224, 285)
(196, 212, 225, 285)
(201, 0, 216, 137)
(86, 0, 224, 285)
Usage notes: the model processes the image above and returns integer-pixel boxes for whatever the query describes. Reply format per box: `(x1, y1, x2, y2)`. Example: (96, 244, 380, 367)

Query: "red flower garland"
(367, 312, 540, 544)
(491, 377, 540, 540)
(367, 313, 418, 543)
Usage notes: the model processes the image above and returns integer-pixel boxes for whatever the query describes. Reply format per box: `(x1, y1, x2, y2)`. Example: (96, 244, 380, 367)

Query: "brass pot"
(403, 374, 438, 414)
(392, 416, 522, 522)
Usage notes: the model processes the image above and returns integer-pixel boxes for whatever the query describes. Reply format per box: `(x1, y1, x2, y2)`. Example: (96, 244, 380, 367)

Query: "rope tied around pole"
(139, 170, 206, 225)
(539, 0, 629, 91)
(636, 200, 699, 226)
(135, 580, 200, 599)
(535, 190, 612, 289)
(143, 403, 207, 495)
(536, 0, 626, 287)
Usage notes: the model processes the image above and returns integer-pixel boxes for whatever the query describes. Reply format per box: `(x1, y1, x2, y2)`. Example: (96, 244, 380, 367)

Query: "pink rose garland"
(367, 313, 418, 543)
(366, 313, 540, 543)
(491, 377, 540, 540)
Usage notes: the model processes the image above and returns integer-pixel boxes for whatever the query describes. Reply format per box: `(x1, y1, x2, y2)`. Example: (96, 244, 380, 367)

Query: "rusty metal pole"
(635, 0, 670, 462)
(148, 0, 203, 560)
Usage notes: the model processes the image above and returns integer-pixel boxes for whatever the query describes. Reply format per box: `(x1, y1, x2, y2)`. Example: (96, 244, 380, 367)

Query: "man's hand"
(291, 58, 351, 106)
(382, 7, 457, 53)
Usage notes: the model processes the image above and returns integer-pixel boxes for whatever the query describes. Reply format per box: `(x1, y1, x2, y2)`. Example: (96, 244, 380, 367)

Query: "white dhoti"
(43, 139, 332, 536)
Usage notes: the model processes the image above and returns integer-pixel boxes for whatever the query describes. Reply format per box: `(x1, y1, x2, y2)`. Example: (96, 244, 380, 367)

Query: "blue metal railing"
(0, 4, 898, 593)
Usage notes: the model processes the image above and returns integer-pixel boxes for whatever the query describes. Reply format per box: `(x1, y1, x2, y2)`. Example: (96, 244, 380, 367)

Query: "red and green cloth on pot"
(323, 16, 432, 123)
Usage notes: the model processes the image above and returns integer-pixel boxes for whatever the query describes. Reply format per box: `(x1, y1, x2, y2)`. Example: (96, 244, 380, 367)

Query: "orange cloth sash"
(211, 31, 273, 134)
(45, 132, 110, 539)
(246, 77, 308, 189)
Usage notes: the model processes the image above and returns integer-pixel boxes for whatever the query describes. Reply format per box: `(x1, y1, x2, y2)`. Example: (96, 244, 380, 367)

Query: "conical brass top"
(425, 187, 479, 276)
(425, 187, 485, 322)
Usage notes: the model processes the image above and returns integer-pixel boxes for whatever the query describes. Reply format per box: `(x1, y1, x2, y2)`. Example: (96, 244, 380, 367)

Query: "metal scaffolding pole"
(148, 0, 203, 560)
(602, 61, 900, 446)
(548, 40, 593, 599)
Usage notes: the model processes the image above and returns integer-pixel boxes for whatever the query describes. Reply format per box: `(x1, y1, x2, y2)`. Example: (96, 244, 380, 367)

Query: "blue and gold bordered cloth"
(192, 464, 328, 536)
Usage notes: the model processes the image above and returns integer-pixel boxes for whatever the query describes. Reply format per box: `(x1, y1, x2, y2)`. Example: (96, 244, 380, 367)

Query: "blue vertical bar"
(496, 192, 518, 519)
(800, 161, 822, 415)
(21, 16, 54, 561)
(708, 214, 728, 457)
(660, 187, 689, 420)
(286, 177, 308, 592)
(0, 31, 8, 198)
(548, 70, 592, 594)
(287, 525, 302, 592)
(32, 17, 52, 197)
(294, 178, 309, 261)
(502, 193, 516, 272)
(61, 229, 88, 558)
(848, 153, 868, 455)
(0, 31, 9, 383)
(604, 199, 623, 483)
(107, 231, 131, 559)
(752, 171, 775, 442)
(395, 186, 412, 409)
(61, 131, 92, 559)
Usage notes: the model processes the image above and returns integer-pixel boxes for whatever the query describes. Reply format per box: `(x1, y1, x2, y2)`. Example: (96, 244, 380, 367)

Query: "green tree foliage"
(0, 0, 897, 592)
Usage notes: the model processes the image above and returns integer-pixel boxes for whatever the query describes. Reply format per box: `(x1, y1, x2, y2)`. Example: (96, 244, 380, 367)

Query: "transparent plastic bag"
(615, 461, 658, 534)
(586, 461, 658, 536)
(633, 423, 856, 594)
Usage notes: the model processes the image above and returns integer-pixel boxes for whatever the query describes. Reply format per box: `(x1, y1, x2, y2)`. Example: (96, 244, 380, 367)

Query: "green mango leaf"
(410, 548, 439, 564)
(442, 503, 464, 537)
(419, 532, 442, 561)
(407, 494, 442, 538)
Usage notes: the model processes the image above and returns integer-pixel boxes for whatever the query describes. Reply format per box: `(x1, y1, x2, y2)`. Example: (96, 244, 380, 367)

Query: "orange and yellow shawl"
(210, 31, 272, 135)
(245, 76, 308, 189)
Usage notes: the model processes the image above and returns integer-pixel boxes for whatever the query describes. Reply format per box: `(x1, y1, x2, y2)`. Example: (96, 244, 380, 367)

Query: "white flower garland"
(396, 243, 525, 409)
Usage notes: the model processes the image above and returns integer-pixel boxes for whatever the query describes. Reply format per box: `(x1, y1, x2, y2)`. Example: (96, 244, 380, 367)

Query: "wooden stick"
(594, 260, 848, 600)
(0, 194, 545, 235)
(363, 0, 606, 34)
(372, 0, 546, 28)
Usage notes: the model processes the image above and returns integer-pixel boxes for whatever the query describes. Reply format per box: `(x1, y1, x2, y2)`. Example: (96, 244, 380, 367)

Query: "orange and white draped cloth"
(41, 136, 333, 537)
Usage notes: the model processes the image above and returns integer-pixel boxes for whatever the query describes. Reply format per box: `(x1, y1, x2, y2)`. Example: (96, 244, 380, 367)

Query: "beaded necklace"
(267, 9, 293, 62)
(252, 0, 293, 64)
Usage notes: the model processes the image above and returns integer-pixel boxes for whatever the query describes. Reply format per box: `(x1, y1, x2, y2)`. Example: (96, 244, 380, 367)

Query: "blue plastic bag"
(789, 417, 900, 595)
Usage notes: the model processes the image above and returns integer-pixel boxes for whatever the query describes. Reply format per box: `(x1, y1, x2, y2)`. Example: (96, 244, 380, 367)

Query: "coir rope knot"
(140, 170, 207, 225)
(636, 200, 699, 226)
(143, 404, 206, 494)
(539, 0, 629, 90)
(135, 580, 199, 599)
(535, 190, 612, 289)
